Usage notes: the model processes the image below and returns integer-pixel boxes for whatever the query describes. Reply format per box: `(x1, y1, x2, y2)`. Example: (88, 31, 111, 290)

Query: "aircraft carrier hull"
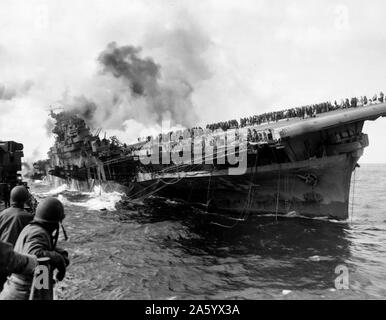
(129, 153, 356, 220)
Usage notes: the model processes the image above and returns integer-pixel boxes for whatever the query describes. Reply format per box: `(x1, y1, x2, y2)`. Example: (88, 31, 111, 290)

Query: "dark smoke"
(98, 43, 160, 97)
(97, 42, 197, 126)
(59, 95, 98, 128)
(44, 95, 99, 137)
(54, 22, 211, 132)
(68, 95, 97, 121)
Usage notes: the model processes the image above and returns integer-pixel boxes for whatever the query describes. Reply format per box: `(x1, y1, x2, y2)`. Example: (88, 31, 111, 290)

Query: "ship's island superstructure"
(45, 100, 386, 220)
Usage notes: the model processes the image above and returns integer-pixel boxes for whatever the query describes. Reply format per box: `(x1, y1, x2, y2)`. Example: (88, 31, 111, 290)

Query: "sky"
(0, 0, 385, 163)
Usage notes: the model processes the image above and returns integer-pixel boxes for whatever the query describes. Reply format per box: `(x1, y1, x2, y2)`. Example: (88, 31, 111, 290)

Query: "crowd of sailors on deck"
(206, 119, 239, 131)
(206, 91, 384, 131)
(136, 92, 384, 144)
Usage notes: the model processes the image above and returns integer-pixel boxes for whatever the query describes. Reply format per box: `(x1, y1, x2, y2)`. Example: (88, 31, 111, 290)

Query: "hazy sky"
(0, 0, 385, 163)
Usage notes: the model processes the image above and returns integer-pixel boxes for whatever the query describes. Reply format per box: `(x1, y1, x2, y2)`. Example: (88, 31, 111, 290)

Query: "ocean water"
(30, 163, 386, 300)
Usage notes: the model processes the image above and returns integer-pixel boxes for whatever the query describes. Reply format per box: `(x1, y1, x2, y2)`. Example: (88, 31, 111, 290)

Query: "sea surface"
(30, 163, 386, 300)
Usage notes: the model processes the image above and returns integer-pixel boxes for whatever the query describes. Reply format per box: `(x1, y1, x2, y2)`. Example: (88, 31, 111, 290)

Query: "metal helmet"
(10, 186, 30, 205)
(34, 197, 65, 224)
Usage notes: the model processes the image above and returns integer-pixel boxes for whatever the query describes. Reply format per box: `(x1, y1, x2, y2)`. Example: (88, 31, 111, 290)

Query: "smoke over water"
(48, 36, 209, 141)
(32, 17, 214, 146)
(67, 95, 98, 123)
(97, 42, 197, 126)
(98, 44, 160, 97)
(48, 32, 211, 143)
(3, 16, 213, 160)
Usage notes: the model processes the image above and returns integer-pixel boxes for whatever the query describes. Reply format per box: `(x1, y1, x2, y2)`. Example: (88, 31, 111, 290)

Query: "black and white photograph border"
(1, 0, 386, 310)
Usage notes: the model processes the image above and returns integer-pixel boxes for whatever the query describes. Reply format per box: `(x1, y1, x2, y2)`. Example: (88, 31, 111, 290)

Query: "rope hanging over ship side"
(130, 162, 202, 201)
(275, 166, 281, 223)
(210, 147, 259, 228)
(351, 166, 358, 223)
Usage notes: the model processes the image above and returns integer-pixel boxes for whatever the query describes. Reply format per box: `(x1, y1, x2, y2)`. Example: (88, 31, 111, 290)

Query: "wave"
(40, 184, 73, 196)
(39, 183, 124, 211)
(201, 209, 348, 224)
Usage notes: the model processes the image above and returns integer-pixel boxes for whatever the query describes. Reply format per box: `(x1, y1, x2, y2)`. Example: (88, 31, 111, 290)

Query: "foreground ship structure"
(45, 102, 386, 220)
(0, 141, 24, 189)
(0, 140, 37, 211)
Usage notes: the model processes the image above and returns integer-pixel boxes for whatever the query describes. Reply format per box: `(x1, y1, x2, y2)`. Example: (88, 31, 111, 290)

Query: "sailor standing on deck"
(0, 186, 33, 290)
(0, 197, 69, 300)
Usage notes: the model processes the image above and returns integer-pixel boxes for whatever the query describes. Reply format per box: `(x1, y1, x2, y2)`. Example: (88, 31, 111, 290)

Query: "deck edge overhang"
(276, 103, 386, 139)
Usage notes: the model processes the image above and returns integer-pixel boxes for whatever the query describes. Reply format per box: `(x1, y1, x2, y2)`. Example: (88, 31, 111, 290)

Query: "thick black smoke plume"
(67, 95, 98, 123)
(54, 95, 98, 130)
(98, 43, 160, 97)
(97, 42, 197, 126)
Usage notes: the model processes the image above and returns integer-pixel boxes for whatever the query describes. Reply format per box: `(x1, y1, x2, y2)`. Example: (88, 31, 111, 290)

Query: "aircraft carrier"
(44, 100, 386, 220)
